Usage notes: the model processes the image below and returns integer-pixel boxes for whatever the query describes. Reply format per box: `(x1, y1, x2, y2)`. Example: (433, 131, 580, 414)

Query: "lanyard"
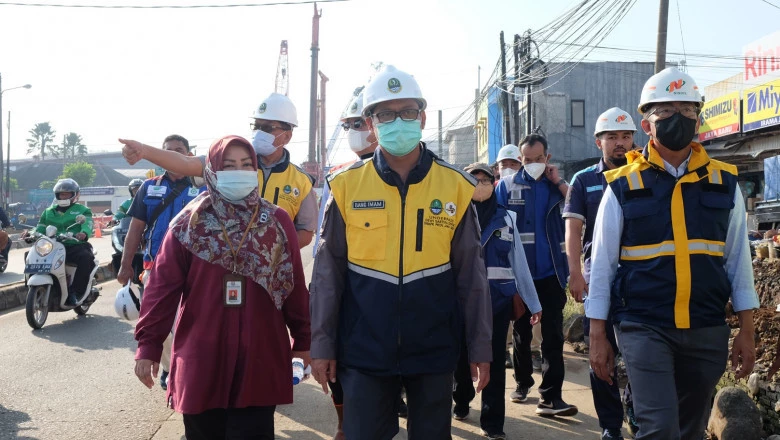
(220, 205, 260, 273)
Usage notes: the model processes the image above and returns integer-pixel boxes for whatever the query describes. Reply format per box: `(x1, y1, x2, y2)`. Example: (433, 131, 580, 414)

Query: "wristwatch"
(556, 179, 568, 187)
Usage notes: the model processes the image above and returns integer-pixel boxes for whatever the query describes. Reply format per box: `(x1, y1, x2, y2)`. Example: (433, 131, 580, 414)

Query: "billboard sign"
(698, 91, 741, 141)
(743, 31, 780, 87)
(743, 79, 780, 132)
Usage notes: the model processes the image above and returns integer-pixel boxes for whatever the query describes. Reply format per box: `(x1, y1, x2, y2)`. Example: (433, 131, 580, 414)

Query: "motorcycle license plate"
(24, 264, 52, 274)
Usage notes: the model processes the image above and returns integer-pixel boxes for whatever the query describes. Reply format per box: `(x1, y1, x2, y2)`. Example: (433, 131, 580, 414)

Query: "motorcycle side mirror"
(75, 215, 86, 224)
(103, 209, 113, 216)
(45, 225, 57, 237)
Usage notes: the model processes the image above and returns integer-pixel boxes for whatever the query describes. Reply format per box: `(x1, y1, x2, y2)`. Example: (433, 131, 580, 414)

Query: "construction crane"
(275, 40, 289, 96)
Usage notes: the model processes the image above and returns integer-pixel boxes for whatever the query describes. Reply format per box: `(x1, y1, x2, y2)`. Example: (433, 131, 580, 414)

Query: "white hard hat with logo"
(114, 282, 141, 321)
(251, 92, 299, 127)
(342, 91, 365, 121)
(496, 144, 521, 162)
(594, 107, 637, 136)
(362, 65, 427, 117)
(637, 67, 702, 114)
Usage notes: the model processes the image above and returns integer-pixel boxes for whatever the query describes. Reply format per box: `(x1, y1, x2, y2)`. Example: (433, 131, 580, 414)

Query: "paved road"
(0, 235, 115, 286)
(0, 244, 607, 440)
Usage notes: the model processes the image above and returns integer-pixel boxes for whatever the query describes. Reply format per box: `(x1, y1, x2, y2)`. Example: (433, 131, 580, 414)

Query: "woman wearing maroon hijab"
(134, 135, 311, 439)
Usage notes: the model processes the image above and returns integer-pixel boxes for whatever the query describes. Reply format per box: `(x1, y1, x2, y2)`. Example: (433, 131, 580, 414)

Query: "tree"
(26, 122, 56, 161)
(8, 178, 19, 191)
(60, 161, 95, 187)
(39, 180, 57, 190)
(61, 132, 86, 159)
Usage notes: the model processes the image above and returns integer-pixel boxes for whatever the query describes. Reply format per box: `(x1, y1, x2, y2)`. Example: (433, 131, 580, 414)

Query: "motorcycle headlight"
(35, 238, 54, 257)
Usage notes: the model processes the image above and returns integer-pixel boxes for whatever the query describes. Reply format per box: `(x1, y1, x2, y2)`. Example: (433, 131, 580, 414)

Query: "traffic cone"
(94, 226, 102, 238)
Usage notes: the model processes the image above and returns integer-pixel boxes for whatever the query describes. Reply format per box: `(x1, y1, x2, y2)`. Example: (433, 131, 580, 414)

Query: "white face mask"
(250, 130, 277, 157)
(54, 198, 72, 208)
(523, 162, 546, 180)
(348, 130, 372, 153)
(499, 168, 516, 178)
(215, 170, 258, 202)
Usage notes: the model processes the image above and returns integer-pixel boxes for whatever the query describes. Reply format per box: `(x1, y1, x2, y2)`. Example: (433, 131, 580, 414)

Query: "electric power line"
(0, 0, 347, 8)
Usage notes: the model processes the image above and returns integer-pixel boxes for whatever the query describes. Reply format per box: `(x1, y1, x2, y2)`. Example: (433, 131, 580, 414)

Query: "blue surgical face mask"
(375, 119, 422, 157)
(250, 130, 278, 157)
(215, 170, 258, 202)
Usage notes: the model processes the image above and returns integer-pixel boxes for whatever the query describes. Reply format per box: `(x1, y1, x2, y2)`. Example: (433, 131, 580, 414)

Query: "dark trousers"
(512, 275, 566, 401)
(65, 243, 95, 299)
(339, 367, 453, 440)
(453, 302, 512, 434)
(182, 406, 275, 440)
(584, 316, 625, 431)
(616, 321, 729, 440)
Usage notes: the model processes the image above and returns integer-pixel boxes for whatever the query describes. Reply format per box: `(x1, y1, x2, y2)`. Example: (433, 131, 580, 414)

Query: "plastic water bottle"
(292, 358, 305, 385)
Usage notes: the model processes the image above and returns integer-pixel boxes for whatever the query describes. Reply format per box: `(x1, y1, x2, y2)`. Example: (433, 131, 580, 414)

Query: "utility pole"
(512, 34, 522, 146)
(655, 0, 669, 73)
(474, 65, 480, 162)
(438, 110, 443, 160)
(499, 32, 511, 146)
(5, 111, 9, 207)
(318, 70, 328, 185)
(308, 3, 322, 164)
(0, 73, 4, 208)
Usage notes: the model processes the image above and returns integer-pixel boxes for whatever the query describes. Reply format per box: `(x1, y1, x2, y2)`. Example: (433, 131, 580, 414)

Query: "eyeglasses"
(341, 120, 368, 131)
(371, 109, 422, 124)
(250, 122, 289, 133)
(476, 178, 493, 185)
(648, 104, 699, 120)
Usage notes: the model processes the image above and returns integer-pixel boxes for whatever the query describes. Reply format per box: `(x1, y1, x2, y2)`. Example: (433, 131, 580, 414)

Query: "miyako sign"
(743, 78, 780, 132)
(743, 31, 780, 87)
(699, 91, 740, 141)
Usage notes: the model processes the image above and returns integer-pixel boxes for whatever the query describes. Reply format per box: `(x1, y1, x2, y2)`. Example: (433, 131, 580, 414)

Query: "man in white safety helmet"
(310, 65, 492, 439)
(563, 107, 637, 439)
(119, 92, 318, 249)
(586, 67, 758, 439)
(496, 144, 522, 178)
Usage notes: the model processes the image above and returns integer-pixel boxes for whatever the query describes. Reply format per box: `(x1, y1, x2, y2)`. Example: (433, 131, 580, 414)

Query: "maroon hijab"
(169, 135, 295, 309)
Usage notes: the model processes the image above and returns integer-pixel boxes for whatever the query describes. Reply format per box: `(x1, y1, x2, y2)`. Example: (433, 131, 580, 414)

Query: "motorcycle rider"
(0, 205, 12, 266)
(26, 178, 94, 305)
(112, 179, 144, 223)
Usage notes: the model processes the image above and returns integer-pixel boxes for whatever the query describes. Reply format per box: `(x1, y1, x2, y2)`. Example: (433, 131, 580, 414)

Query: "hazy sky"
(0, 0, 777, 167)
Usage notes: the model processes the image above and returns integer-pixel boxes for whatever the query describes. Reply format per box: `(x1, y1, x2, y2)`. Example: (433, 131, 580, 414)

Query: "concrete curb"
(0, 261, 115, 312)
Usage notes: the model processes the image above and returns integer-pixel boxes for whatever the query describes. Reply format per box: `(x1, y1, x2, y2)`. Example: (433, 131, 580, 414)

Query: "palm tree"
(26, 122, 56, 161)
(61, 132, 86, 159)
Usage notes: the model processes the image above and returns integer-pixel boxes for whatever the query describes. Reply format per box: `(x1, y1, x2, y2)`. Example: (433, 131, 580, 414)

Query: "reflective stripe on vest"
(620, 239, 725, 260)
(487, 266, 514, 280)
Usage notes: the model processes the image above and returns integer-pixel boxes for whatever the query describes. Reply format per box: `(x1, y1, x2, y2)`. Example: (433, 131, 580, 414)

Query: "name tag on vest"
(352, 200, 385, 210)
(148, 185, 167, 197)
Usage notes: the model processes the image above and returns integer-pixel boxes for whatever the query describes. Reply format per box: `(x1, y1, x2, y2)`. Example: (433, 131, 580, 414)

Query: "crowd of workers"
(61, 63, 759, 440)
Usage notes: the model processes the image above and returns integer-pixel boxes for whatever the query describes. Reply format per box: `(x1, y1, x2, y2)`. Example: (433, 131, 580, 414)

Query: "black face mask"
(653, 112, 697, 151)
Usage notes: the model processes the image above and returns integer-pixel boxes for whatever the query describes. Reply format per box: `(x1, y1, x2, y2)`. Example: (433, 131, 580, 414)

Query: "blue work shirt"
(562, 159, 608, 281)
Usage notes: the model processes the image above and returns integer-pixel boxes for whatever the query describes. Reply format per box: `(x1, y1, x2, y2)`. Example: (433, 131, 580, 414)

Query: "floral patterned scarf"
(169, 135, 294, 309)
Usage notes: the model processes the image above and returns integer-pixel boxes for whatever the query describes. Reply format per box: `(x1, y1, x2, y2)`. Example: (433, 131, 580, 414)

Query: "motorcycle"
(0, 230, 11, 273)
(109, 215, 145, 292)
(23, 215, 101, 329)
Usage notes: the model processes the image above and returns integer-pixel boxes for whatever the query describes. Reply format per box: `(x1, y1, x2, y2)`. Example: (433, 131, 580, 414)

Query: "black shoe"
(602, 428, 624, 440)
(398, 398, 408, 418)
(509, 385, 528, 403)
(535, 399, 578, 417)
(453, 404, 469, 420)
(504, 350, 512, 369)
(65, 291, 78, 306)
(480, 429, 507, 440)
(160, 370, 169, 390)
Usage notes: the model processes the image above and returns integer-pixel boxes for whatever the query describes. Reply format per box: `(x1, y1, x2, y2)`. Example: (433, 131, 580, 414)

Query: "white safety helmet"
(637, 67, 702, 114)
(362, 65, 427, 117)
(594, 107, 637, 136)
(251, 92, 299, 127)
(342, 92, 365, 121)
(114, 283, 141, 321)
(496, 144, 521, 163)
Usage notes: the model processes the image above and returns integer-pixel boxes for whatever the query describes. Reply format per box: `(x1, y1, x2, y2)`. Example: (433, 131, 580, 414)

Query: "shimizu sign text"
(699, 91, 741, 142)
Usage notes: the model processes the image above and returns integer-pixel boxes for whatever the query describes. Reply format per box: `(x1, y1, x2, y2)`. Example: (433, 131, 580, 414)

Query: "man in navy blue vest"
(587, 68, 758, 440)
(118, 134, 204, 389)
(496, 133, 577, 418)
(564, 107, 638, 440)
